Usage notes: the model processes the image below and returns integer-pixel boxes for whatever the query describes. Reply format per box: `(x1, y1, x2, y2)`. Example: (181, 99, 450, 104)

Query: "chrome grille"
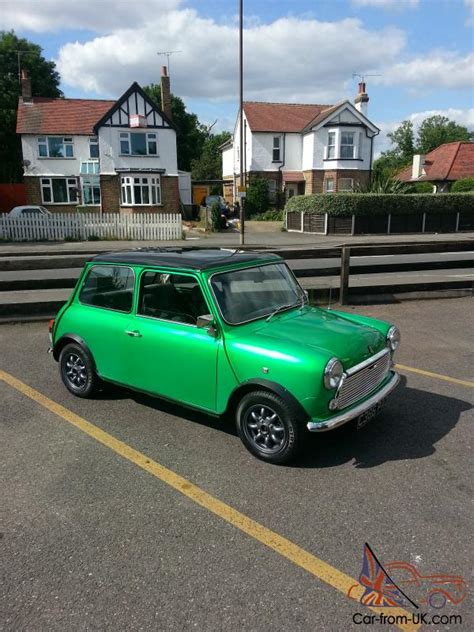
(335, 349, 391, 410)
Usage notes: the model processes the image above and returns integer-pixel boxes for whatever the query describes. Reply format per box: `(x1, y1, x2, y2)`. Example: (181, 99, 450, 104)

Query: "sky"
(1, 0, 473, 154)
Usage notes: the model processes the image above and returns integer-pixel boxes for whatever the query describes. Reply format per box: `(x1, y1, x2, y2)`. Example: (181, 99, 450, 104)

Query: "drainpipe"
(367, 127, 380, 181)
(277, 132, 286, 210)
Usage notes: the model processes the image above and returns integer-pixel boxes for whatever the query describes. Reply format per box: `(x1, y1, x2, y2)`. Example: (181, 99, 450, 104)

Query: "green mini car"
(49, 248, 400, 464)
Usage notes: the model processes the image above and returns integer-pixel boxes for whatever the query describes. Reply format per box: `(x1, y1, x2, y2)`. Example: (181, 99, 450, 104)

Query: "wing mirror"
(196, 314, 217, 337)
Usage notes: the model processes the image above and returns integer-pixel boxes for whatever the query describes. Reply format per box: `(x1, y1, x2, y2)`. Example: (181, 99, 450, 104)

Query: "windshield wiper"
(266, 301, 299, 322)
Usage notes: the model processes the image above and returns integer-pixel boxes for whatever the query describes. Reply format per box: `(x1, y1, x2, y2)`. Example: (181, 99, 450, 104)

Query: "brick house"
(16, 67, 179, 213)
(397, 141, 474, 193)
(221, 82, 379, 205)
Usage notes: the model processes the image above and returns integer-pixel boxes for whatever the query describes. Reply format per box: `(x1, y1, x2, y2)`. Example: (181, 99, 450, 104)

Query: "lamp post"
(239, 0, 245, 245)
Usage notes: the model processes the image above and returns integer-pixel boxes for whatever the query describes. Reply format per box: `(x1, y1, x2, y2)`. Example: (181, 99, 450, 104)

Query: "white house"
(221, 82, 379, 205)
(16, 68, 181, 214)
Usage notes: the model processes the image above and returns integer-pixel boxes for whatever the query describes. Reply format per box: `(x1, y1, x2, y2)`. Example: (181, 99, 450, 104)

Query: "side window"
(79, 265, 134, 312)
(138, 271, 209, 325)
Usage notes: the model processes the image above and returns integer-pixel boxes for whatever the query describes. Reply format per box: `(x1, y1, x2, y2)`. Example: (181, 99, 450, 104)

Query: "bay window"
(119, 132, 158, 156)
(324, 178, 334, 194)
(338, 178, 354, 192)
(340, 132, 356, 159)
(38, 136, 74, 158)
(41, 178, 78, 204)
(327, 132, 336, 159)
(121, 175, 161, 205)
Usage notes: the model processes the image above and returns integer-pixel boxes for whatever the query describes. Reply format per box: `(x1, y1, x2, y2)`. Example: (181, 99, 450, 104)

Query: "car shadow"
(93, 376, 470, 467)
(295, 376, 472, 469)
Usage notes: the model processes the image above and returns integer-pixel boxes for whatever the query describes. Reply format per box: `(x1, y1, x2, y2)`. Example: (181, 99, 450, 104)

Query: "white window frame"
(272, 136, 281, 162)
(338, 178, 354, 192)
(120, 174, 161, 206)
(326, 132, 336, 159)
(38, 136, 74, 158)
(41, 177, 78, 204)
(80, 160, 99, 175)
(340, 131, 356, 159)
(119, 132, 158, 156)
(89, 136, 99, 158)
(324, 178, 335, 194)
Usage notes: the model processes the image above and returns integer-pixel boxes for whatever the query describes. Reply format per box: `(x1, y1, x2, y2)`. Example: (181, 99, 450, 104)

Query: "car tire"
(428, 592, 447, 609)
(236, 390, 303, 464)
(59, 343, 98, 398)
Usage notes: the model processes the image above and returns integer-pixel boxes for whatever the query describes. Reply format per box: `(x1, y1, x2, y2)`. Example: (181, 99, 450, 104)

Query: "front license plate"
(356, 399, 385, 429)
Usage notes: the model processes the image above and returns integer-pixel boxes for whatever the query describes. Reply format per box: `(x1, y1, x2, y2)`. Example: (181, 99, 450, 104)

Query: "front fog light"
(324, 358, 343, 390)
(387, 326, 401, 352)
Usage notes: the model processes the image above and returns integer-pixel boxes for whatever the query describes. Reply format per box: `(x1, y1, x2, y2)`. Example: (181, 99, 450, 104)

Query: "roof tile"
(243, 101, 332, 133)
(397, 142, 474, 182)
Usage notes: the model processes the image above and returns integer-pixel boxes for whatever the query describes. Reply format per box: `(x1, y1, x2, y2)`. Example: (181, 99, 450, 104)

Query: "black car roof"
(91, 248, 282, 271)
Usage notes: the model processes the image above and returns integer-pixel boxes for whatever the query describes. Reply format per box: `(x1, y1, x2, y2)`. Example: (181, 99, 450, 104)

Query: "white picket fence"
(0, 213, 182, 242)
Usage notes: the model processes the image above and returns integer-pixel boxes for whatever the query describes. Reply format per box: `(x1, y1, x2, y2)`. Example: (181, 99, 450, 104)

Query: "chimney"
(412, 154, 425, 180)
(21, 69, 32, 102)
(354, 81, 369, 117)
(160, 65, 172, 121)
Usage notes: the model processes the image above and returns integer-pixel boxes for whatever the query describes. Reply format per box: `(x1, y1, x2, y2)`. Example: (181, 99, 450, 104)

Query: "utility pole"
(239, 0, 245, 245)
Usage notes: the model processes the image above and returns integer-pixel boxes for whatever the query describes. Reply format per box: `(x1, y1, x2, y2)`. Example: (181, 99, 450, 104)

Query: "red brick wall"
(24, 177, 78, 213)
(304, 170, 370, 194)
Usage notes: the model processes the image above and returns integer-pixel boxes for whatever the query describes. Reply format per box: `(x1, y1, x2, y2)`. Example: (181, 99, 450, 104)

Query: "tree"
(143, 83, 207, 172)
(191, 131, 231, 181)
(0, 31, 62, 182)
(244, 176, 270, 216)
(417, 115, 472, 154)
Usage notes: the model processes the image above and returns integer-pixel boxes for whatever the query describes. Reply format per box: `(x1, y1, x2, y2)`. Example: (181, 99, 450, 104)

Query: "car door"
(123, 269, 219, 412)
(72, 263, 136, 384)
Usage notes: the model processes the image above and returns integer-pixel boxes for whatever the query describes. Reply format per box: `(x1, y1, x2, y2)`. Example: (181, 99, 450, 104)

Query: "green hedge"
(452, 178, 474, 193)
(285, 193, 474, 216)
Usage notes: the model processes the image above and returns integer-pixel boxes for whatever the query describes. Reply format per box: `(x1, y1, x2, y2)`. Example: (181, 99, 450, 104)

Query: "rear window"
(79, 265, 135, 312)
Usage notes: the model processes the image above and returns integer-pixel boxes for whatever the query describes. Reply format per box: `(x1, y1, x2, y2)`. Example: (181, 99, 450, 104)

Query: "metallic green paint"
(53, 258, 397, 425)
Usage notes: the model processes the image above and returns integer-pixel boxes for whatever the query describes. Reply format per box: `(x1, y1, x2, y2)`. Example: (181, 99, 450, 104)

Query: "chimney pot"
(358, 81, 366, 94)
(161, 65, 168, 77)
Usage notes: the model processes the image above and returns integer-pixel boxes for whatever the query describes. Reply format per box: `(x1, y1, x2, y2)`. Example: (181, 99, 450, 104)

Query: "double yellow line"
(0, 367, 421, 632)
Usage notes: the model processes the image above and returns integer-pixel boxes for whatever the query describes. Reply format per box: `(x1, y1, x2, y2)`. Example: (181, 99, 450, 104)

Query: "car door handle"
(125, 330, 142, 338)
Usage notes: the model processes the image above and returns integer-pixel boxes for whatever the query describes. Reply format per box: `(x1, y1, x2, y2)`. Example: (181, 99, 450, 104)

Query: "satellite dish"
(22, 159, 31, 167)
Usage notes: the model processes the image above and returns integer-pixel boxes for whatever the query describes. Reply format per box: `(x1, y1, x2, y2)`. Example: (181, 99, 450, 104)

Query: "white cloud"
(374, 107, 474, 156)
(0, 0, 182, 32)
(352, 0, 419, 8)
(378, 51, 474, 90)
(54, 12, 406, 103)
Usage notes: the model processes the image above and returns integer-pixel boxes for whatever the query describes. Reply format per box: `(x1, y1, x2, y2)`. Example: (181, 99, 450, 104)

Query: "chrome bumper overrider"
(306, 371, 400, 432)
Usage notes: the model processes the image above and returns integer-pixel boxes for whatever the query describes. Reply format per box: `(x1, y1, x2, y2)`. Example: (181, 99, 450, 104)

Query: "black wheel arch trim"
(227, 378, 309, 421)
(53, 333, 96, 370)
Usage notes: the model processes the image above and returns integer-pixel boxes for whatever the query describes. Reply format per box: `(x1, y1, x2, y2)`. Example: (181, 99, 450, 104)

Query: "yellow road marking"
(396, 364, 474, 388)
(0, 368, 419, 632)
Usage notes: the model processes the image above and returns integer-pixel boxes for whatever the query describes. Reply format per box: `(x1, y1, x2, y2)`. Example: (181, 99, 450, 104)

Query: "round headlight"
(387, 326, 401, 352)
(324, 358, 344, 390)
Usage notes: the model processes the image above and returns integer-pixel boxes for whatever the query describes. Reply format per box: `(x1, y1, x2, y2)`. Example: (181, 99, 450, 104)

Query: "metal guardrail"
(265, 240, 474, 305)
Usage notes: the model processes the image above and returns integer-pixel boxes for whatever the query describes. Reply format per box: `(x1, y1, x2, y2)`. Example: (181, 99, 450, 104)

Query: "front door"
(124, 270, 219, 412)
(286, 183, 298, 200)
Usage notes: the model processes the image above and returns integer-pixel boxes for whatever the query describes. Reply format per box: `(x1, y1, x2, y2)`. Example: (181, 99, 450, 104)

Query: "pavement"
(1, 297, 473, 631)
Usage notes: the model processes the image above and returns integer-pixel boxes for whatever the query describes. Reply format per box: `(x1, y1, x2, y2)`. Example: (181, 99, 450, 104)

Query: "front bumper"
(307, 371, 400, 432)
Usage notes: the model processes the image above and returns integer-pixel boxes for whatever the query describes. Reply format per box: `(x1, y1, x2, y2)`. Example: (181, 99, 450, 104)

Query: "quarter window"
(138, 271, 208, 325)
(121, 175, 161, 206)
(41, 177, 77, 204)
(79, 265, 134, 312)
(38, 136, 74, 158)
(327, 132, 336, 159)
(119, 132, 158, 156)
(340, 132, 355, 159)
(272, 136, 281, 162)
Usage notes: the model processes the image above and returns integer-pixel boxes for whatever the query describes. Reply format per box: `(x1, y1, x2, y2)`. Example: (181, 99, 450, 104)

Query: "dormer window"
(272, 136, 281, 162)
(340, 132, 355, 159)
(38, 136, 74, 158)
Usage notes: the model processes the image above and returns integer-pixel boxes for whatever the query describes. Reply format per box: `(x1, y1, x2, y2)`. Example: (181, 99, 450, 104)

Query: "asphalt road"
(1, 298, 473, 631)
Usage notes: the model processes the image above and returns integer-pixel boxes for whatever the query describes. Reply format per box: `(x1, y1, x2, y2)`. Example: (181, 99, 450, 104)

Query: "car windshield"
(210, 263, 303, 324)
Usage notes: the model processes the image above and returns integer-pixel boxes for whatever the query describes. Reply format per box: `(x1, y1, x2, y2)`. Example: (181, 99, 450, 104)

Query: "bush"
(251, 209, 284, 221)
(409, 182, 434, 194)
(452, 178, 474, 193)
(285, 193, 474, 217)
(244, 176, 270, 216)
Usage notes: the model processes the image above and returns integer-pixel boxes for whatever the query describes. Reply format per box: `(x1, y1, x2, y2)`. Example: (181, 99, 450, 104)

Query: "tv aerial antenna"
(157, 50, 182, 75)
(352, 72, 382, 83)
